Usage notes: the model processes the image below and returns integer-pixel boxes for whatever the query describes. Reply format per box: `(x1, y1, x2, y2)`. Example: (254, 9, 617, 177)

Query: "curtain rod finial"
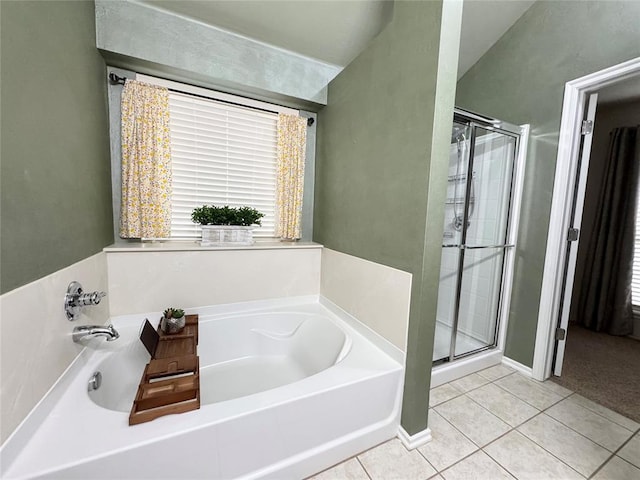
(109, 72, 126, 85)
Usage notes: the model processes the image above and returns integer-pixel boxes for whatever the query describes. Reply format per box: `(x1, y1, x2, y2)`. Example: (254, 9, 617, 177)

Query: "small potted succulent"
(161, 307, 186, 334)
(191, 205, 264, 246)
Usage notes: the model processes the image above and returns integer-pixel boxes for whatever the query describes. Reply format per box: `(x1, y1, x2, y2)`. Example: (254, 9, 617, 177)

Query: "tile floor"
(310, 364, 640, 480)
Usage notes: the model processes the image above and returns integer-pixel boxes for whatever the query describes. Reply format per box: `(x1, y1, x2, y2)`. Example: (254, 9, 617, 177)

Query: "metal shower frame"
(438, 108, 522, 364)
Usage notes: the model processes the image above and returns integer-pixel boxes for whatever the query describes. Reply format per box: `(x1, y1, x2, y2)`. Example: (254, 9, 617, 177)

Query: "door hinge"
(555, 327, 566, 341)
(581, 120, 593, 135)
(568, 228, 579, 241)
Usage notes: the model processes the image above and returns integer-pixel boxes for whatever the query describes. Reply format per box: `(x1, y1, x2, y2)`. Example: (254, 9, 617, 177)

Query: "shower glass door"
(433, 121, 470, 362)
(433, 116, 519, 363)
(454, 127, 516, 357)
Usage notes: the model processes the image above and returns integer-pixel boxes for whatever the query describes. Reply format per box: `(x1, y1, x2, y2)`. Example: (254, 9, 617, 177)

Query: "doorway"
(534, 57, 640, 422)
(553, 89, 640, 422)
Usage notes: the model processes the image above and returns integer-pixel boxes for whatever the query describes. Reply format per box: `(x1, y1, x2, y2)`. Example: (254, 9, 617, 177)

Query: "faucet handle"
(76, 290, 106, 307)
(65, 282, 107, 321)
(87, 291, 107, 305)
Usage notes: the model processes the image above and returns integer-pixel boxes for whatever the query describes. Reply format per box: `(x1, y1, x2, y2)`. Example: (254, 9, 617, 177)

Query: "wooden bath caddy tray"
(129, 314, 201, 426)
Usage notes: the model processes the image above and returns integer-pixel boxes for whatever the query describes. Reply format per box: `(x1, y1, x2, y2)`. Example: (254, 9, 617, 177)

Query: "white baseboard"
(502, 356, 533, 378)
(397, 426, 432, 450)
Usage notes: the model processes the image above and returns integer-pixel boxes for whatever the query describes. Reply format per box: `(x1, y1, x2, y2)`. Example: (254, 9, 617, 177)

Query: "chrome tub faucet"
(64, 280, 117, 343)
(72, 324, 120, 343)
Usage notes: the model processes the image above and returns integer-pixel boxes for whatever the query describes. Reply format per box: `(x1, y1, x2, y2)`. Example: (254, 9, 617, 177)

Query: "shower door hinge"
(555, 327, 566, 341)
(581, 120, 593, 135)
(567, 228, 579, 241)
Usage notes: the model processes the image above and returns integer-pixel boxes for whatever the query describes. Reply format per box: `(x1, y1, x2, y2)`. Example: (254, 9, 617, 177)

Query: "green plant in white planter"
(191, 205, 264, 246)
(161, 307, 186, 334)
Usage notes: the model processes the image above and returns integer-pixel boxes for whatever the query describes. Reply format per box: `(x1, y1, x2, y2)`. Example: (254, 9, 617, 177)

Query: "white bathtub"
(1, 297, 403, 479)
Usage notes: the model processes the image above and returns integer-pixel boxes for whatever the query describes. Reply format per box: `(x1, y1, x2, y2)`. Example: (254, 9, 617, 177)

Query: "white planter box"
(200, 225, 254, 246)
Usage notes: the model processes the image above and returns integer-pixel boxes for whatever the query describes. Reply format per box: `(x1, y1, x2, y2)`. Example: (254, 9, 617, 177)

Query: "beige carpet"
(551, 324, 640, 423)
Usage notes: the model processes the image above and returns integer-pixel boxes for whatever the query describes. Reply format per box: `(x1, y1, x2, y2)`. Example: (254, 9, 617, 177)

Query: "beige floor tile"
(484, 431, 583, 480)
(592, 456, 640, 480)
(569, 394, 640, 431)
(310, 457, 369, 480)
(476, 364, 515, 382)
(619, 433, 640, 469)
(494, 374, 564, 410)
(518, 413, 610, 477)
(358, 439, 436, 480)
(418, 410, 478, 471)
(546, 399, 634, 451)
(434, 395, 510, 447)
(441, 451, 514, 480)
(538, 379, 573, 398)
(449, 373, 490, 393)
(467, 383, 539, 427)
(429, 383, 463, 408)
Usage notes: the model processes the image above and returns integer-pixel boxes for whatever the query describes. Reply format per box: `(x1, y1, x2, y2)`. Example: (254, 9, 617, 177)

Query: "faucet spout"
(72, 324, 120, 343)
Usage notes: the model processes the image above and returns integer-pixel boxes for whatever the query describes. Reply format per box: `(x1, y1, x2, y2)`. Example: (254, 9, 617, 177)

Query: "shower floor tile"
(308, 369, 640, 480)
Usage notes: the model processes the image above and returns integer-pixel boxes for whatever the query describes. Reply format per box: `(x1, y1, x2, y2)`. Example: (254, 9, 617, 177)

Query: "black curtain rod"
(108, 72, 315, 127)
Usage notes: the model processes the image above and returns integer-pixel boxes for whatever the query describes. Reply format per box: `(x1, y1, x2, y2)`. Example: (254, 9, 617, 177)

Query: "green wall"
(456, 0, 640, 367)
(1, 1, 113, 294)
(314, 1, 461, 434)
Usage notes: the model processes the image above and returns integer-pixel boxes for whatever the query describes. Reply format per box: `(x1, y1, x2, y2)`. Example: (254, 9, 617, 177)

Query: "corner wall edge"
(397, 426, 432, 450)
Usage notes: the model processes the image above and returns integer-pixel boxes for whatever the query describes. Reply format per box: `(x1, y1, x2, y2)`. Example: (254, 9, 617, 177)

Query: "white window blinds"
(632, 182, 640, 306)
(168, 92, 278, 238)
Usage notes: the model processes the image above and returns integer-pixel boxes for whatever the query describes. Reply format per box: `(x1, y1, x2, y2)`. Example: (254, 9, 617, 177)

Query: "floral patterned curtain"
(276, 114, 307, 240)
(119, 80, 172, 238)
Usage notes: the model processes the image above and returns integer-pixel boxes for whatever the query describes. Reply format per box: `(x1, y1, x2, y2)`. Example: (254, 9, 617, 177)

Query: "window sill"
(103, 239, 323, 253)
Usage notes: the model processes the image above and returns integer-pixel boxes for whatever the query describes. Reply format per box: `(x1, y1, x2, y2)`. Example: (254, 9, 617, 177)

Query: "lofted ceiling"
(139, 0, 535, 77)
(458, 0, 535, 79)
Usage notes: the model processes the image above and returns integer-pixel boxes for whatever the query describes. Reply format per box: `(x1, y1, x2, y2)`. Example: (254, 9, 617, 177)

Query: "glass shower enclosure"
(433, 108, 522, 364)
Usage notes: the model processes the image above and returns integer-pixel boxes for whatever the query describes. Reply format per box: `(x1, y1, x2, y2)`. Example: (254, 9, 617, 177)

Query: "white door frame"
(532, 56, 640, 381)
(552, 92, 598, 377)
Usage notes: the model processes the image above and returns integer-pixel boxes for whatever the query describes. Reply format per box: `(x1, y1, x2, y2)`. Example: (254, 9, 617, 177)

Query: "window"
(169, 93, 278, 237)
(137, 74, 299, 239)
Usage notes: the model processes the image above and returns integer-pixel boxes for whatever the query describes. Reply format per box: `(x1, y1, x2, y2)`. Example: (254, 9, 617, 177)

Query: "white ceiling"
(140, 0, 534, 77)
